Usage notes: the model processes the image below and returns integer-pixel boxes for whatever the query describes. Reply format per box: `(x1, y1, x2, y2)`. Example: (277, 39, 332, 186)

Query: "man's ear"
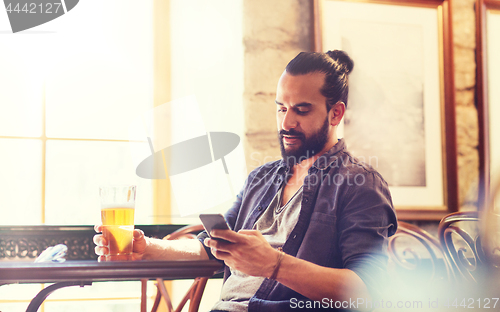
(330, 101, 346, 126)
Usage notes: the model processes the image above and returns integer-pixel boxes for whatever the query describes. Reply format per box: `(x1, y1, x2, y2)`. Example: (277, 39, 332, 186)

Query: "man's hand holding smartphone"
(199, 213, 232, 244)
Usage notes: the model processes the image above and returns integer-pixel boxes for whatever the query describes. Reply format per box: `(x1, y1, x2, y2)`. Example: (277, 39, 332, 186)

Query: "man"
(95, 50, 397, 311)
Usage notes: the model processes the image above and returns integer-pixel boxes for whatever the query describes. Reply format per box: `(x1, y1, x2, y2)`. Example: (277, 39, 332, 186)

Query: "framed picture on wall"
(477, 0, 500, 212)
(314, 0, 458, 220)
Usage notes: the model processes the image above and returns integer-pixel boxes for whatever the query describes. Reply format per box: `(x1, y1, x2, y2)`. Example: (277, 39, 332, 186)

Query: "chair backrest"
(388, 221, 452, 283)
(438, 211, 489, 283)
(163, 224, 204, 241)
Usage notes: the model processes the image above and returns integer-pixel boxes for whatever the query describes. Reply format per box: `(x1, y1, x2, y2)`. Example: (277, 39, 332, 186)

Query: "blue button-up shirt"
(199, 139, 397, 311)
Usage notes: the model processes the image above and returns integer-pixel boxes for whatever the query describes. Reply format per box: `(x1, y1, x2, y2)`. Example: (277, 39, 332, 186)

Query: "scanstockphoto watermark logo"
(3, 0, 79, 33)
(290, 297, 433, 310)
(247, 150, 381, 188)
(290, 297, 500, 310)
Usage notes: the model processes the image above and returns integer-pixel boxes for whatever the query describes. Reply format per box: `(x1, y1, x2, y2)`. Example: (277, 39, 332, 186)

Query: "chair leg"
(150, 285, 162, 312)
(152, 278, 207, 312)
(188, 278, 208, 312)
(174, 279, 199, 312)
(156, 278, 174, 312)
(141, 279, 148, 312)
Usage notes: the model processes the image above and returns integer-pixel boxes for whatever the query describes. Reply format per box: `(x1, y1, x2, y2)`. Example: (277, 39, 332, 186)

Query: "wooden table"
(0, 260, 222, 312)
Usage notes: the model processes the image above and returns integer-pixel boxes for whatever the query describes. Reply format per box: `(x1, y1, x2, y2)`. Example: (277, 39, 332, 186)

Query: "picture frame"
(477, 0, 500, 212)
(314, 0, 457, 220)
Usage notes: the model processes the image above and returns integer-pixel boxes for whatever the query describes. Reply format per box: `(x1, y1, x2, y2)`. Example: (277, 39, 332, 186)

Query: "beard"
(278, 116, 330, 166)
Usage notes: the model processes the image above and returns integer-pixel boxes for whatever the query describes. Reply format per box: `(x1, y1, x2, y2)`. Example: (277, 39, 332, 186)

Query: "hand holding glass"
(99, 185, 136, 257)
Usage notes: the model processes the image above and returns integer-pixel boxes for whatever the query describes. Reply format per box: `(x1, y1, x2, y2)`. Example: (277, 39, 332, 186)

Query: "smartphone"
(199, 213, 231, 243)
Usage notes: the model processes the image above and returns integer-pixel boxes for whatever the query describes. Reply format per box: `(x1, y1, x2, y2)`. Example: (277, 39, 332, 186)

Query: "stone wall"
(242, 0, 480, 213)
(452, 0, 479, 211)
(243, 0, 312, 171)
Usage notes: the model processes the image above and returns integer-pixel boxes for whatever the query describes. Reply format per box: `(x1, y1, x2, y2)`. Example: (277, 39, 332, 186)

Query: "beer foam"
(101, 202, 135, 209)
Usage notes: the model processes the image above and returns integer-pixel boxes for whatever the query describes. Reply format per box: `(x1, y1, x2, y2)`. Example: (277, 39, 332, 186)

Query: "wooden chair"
(140, 224, 210, 312)
(438, 211, 489, 284)
(437, 178, 500, 300)
(388, 221, 452, 282)
(437, 210, 500, 302)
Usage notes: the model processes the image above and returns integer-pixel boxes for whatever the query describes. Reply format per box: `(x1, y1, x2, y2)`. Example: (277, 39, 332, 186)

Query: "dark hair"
(285, 50, 354, 110)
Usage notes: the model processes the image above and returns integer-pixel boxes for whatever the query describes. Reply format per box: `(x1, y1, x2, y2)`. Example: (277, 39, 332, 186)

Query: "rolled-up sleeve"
(338, 171, 397, 298)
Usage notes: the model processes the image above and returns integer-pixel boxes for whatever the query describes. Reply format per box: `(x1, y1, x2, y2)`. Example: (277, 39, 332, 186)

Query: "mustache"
(279, 129, 305, 139)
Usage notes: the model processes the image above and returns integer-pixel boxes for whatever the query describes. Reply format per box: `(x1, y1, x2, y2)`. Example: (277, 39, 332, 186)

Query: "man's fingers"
(204, 237, 234, 253)
(132, 229, 147, 254)
(210, 229, 240, 243)
(133, 229, 144, 240)
(95, 245, 109, 256)
(209, 246, 230, 260)
(95, 229, 145, 262)
(93, 234, 107, 246)
(94, 224, 103, 233)
(238, 229, 261, 236)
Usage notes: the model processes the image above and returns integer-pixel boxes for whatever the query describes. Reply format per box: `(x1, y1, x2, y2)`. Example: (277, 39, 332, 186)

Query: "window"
(0, 0, 244, 310)
(0, 0, 155, 309)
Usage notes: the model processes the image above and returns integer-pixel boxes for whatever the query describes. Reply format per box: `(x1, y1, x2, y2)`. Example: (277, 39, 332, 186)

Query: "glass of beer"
(99, 185, 136, 257)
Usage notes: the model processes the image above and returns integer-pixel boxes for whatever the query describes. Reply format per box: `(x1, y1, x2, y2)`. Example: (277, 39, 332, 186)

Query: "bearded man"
(95, 50, 397, 312)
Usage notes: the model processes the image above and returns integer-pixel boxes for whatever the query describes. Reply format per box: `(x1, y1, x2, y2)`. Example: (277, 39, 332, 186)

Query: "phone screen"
(199, 213, 231, 243)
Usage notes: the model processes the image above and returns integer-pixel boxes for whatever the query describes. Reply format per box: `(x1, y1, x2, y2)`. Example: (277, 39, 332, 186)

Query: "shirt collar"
(312, 138, 346, 170)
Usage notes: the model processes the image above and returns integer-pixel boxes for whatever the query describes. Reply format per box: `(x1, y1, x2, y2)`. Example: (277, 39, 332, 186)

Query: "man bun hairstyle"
(285, 50, 354, 110)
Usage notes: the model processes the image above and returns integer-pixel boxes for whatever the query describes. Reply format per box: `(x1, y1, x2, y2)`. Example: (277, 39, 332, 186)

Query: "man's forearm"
(275, 253, 371, 304)
(207, 228, 371, 307)
(142, 237, 209, 261)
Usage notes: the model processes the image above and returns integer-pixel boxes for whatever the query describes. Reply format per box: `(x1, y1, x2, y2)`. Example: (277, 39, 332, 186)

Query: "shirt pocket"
(296, 212, 337, 267)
